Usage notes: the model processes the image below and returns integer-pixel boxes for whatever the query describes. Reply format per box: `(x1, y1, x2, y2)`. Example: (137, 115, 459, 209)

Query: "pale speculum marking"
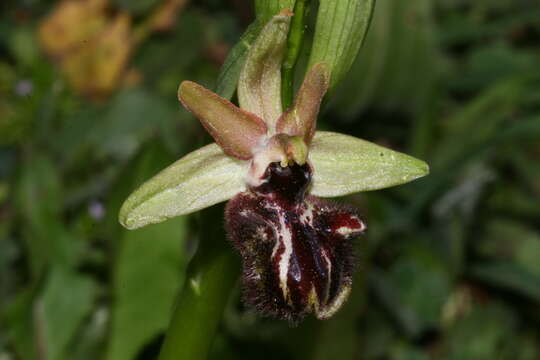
(225, 162, 365, 322)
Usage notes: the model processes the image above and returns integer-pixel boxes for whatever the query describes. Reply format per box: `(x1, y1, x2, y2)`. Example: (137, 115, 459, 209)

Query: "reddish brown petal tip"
(178, 81, 267, 160)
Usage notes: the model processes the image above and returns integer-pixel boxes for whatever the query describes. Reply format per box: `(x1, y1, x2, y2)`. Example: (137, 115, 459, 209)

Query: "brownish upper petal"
(178, 81, 268, 160)
(276, 63, 330, 144)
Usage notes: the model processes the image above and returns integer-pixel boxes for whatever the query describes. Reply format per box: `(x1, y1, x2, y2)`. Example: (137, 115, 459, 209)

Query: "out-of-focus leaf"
(0, 213, 15, 297)
(0, 61, 16, 93)
(446, 302, 517, 360)
(308, 0, 375, 92)
(433, 164, 495, 219)
(3, 288, 37, 360)
(16, 154, 61, 220)
(15, 155, 81, 275)
(477, 219, 540, 276)
(68, 308, 108, 360)
(488, 184, 540, 220)
(471, 262, 540, 302)
(310, 131, 429, 197)
(433, 77, 528, 166)
(332, 0, 440, 117)
(499, 333, 540, 360)
(39, 267, 97, 360)
(369, 269, 422, 337)
(114, 0, 159, 14)
(369, 243, 451, 337)
(389, 245, 452, 327)
(355, 310, 396, 359)
(390, 343, 430, 360)
(136, 10, 208, 94)
(473, 219, 540, 303)
(87, 87, 177, 159)
(402, 78, 533, 219)
(9, 27, 40, 67)
(107, 221, 187, 360)
(449, 43, 536, 92)
(107, 144, 188, 360)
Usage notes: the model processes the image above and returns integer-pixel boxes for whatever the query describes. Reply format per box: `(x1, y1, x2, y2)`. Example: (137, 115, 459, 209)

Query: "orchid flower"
(119, 10, 429, 322)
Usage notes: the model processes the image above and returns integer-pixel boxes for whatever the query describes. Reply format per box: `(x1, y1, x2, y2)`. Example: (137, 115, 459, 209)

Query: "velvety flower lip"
(226, 161, 365, 322)
(118, 10, 429, 321)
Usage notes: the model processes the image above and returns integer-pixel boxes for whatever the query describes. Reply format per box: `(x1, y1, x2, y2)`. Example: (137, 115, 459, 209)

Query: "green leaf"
(308, 0, 375, 92)
(16, 154, 62, 222)
(40, 267, 98, 360)
(96, 88, 177, 159)
(119, 143, 246, 229)
(107, 143, 188, 360)
(446, 302, 517, 360)
(388, 245, 451, 330)
(238, 10, 292, 129)
(15, 155, 81, 275)
(107, 215, 186, 360)
(3, 287, 38, 360)
(309, 131, 429, 197)
(331, 0, 440, 118)
(471, 262, 540, 302)
(113, 0, 159, 15)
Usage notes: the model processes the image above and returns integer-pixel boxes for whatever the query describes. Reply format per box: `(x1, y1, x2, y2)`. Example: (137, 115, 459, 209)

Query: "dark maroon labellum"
(226, 161, 365, 322)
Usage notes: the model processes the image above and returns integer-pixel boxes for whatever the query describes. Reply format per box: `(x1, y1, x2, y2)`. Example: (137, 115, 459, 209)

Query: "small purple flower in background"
(88, 200, 106, 221)
(14, 80, 33, 97)
(119, 11, 428, 322)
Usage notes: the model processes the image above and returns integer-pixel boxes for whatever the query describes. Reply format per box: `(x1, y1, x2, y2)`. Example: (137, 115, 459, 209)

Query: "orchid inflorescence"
(119, 10, 428, 322)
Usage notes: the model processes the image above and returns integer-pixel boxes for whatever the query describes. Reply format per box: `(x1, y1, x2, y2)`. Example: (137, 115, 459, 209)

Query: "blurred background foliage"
(1, 0, 540, 359)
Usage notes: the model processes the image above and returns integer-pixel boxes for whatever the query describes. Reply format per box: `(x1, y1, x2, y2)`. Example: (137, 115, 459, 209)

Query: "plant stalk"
(282, 0, 311, 109)
(158, 205, 239, 360)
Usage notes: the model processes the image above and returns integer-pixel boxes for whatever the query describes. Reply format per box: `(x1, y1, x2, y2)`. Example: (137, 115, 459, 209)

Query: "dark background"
(1, 0, 540, 359)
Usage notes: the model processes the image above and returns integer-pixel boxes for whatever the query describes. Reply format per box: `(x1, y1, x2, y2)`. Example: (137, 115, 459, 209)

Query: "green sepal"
(309, 131, 429, 197)
(238, 10, 292, 129)
(119, 143, 246, 229)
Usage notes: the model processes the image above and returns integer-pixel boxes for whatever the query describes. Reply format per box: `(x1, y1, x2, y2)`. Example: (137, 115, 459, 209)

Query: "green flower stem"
(281, 0, 311, 109)
(158, 205, 240, 360)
